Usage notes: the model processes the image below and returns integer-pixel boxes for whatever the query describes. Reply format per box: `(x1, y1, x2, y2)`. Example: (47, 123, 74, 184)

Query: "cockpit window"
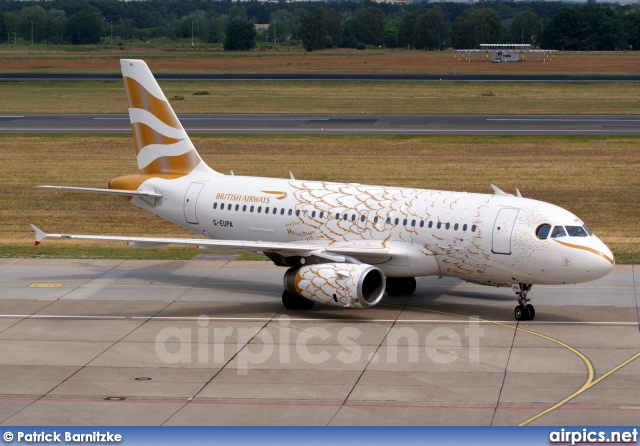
(551, 226, 567, 238)
(566, 226, 588, 237)
(536, 224, 552, 240)
(583, 225, 593, 236)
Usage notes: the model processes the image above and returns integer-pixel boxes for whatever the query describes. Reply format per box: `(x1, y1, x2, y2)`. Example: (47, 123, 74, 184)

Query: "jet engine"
(284, 263, 385, 308)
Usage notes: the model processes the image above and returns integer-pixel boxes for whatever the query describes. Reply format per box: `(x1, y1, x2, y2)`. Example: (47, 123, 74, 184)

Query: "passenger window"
(336, 213, 340, 220)
(273, 208, 277, 215)
(428, 221, 433, 229)
(374, 216, 378, 224)
(551, 226, 567, 238)
(296, 210, 300, 216)
(319, 212, 324, 219)
(471, 225, 477, 232)
(394, 218, 399, 225)
(311, 211, 316, 218)
(411, 220, 416, 227)
(420, 221, 424, 228)
(243, 205, 247, 212)
(280, 208, 285, 215)
(445, 223, 450, 230)
(220, 203, 224, 210)
(351, 214, 356, 221)
(235, 204, 239, 211)
(344, 214, 348, 221)
(437, 222, 442, 229)
(227, 204, 232, 210)
(536, 224, 552, 239)
(463, 224, 467, 231)
(454, 223, 459, 231)
(257, 206, 262, 213)
(403, 218, 407, 226)
(360, 215, 366, 222)
(386, 217, 391, 224)
(265, 207, 269, 214)
(288, 209, 292, 216)
(250, 206, 254, 212)
(566, 226, 588, 237)
(213, 203, 218, 210)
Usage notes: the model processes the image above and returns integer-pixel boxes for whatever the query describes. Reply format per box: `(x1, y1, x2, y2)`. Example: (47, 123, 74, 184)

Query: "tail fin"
(120, 59, 218, 176)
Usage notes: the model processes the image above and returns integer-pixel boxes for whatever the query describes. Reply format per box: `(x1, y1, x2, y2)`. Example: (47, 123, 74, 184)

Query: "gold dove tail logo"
(261, 190, 288, 200)
(120, 59, 218, 177)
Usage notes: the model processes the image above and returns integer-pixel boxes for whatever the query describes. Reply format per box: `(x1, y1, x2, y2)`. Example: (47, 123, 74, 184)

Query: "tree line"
(0, 0, 638, 51)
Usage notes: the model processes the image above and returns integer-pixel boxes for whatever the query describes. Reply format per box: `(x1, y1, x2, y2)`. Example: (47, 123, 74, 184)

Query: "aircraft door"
(491, 208, 519, 255)
(184, 182, 205, 224)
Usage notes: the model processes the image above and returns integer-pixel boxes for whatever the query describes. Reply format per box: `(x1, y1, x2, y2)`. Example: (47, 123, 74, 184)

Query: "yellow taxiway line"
(386, 304, 639, 426)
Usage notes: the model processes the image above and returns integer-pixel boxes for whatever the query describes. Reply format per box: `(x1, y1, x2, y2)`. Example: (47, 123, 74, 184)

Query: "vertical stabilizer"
(120, 59, 218, 176)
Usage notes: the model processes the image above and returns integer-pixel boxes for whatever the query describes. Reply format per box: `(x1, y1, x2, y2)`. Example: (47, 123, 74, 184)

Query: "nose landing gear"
(513, 284, 535, 321)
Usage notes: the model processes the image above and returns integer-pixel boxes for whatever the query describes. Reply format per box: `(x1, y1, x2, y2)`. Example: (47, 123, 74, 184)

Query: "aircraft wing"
(30, 225, 391, 259)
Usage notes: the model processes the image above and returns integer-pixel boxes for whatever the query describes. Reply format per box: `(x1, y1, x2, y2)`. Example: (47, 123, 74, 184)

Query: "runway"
(2, 114, 640, 135)
(2, 73, 640, 82)
(0, 258, 638, 426)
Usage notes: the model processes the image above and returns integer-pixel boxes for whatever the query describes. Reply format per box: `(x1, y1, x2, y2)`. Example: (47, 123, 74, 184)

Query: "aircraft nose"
(590, 237, 615, 278)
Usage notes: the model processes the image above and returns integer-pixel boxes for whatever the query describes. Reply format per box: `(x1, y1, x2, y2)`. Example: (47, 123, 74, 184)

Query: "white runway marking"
(487, 118, 640, 122)
(0, 314, 636, 325)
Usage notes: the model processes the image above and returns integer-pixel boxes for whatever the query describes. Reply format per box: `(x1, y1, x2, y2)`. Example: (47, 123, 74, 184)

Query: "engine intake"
(284, 263, 385, 308)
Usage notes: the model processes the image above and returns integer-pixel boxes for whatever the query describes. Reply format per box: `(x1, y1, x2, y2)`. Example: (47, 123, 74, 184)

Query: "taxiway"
(0, 258, 637, 426)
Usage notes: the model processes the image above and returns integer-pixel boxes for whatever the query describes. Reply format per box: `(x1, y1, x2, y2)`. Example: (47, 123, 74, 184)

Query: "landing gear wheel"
(385, 277, 417, 296)
(513, 284, 534, 321)
(525, 304, 535, 321)
(404, 277, 417, 295)
(282, 290, 315, 310)
(514, 305, 526, 321)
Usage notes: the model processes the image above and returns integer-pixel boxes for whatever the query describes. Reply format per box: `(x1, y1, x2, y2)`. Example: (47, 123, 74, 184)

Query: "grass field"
(2, 80, 639, 115)
(1, 48, 640, 75)
(1, 134, 638, 263)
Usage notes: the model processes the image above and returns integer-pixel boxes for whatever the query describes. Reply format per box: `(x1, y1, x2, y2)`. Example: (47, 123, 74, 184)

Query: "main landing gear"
(282, 290, 315, 310)
(514, 284, 535, 321)
(385, 277, 417, 296)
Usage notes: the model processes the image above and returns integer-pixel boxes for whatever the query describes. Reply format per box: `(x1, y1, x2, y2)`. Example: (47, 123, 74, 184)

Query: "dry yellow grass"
(1, 134, 638, 261)
(2, 81, 639, 115)
(1, 50, 640, 75)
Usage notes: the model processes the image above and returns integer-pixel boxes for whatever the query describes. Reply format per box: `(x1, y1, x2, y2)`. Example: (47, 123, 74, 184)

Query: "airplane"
(31, 59, 615, 321)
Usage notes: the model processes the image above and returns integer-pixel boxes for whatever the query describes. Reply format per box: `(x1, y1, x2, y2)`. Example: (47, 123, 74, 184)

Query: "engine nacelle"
(284, 263, 386, 308)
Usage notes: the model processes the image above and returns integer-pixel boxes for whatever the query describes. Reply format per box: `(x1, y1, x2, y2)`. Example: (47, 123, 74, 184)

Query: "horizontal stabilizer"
(39, 185, 162, 198)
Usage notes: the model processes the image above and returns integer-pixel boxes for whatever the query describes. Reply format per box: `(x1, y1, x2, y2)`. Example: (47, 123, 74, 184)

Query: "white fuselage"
(131, 174, 614, 288)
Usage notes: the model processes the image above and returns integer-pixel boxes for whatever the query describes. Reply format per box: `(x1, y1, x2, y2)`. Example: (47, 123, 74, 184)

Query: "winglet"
(30, 224, 46, 246)
(490, 184, 507, 195)
(516, 188, 523, 198)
